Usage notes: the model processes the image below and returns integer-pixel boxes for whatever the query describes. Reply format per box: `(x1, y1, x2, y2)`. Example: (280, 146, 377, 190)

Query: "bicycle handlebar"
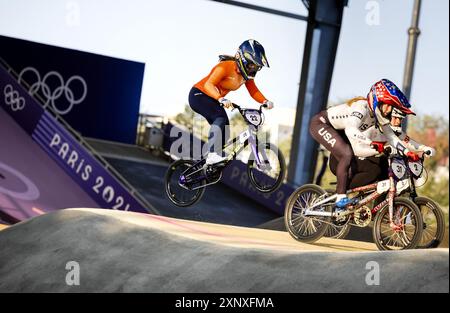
(229, 102, 267, 111)
(372, 144, 432, 161)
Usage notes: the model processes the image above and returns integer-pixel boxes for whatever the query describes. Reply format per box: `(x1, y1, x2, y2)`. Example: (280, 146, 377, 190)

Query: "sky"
(0, 0, 448, 120)
(330, 0, 449, 118)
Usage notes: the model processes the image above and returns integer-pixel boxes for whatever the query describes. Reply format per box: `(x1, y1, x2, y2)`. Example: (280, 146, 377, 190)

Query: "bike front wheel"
(372, 197, 423, 250)
(415, 197, 446, 249)
(247, 143, 285, 193)
(165, 159, 206, 207)
(284, 184, 331, 243)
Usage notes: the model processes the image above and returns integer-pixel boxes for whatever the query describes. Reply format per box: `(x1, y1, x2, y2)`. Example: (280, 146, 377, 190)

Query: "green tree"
(407, 115, 449, 169)
(406, 115, 449, 207)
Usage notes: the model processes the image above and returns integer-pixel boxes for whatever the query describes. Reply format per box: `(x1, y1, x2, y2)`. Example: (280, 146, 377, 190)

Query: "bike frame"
(304, 154, 415, 225)
(348, 155, 425, 215)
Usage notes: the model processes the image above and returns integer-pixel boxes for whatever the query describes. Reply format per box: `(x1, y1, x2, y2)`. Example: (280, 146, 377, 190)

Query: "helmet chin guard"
(389, 107, 406, 135)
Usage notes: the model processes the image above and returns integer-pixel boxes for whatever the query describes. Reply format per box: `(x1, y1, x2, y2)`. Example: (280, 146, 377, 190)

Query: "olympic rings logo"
(18, 67, 87, 115)
(3, 84, 26, 111)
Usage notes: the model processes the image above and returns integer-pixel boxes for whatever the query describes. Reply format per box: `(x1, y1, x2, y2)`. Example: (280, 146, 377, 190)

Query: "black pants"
(309, 111, 353, 194)
(188, 87, 229, 155)
(329, 155, 388, 189)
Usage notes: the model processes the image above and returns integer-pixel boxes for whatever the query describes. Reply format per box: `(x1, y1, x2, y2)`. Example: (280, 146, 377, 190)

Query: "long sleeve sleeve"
(202, 66, 226, 100)
(345, 113, 377, 157)
(346, 127, 378, 157)
(398, 134, 430, 152)
(381, 125, 410, 155)
(245, 79, 267, 104)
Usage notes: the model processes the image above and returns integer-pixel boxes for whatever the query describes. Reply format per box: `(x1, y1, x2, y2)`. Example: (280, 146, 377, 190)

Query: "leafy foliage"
(407, 115, 449, 169)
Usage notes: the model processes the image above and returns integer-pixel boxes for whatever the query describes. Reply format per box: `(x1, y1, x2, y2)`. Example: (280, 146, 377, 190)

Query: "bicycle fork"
(248, 131, 272, 172)
(387, 175, 398, 229)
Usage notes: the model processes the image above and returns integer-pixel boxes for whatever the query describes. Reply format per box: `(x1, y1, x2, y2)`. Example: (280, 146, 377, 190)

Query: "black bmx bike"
(165, 103, 286, 207)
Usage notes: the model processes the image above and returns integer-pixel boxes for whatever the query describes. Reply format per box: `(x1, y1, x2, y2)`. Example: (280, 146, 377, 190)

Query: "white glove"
(218, 97, 232, 109)
(422, 146, 436, 157)
(263, 100, 274, 109)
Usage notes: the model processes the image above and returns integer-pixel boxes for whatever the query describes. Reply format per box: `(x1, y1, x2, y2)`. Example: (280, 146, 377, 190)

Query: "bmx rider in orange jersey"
(189, 39, 273, 165)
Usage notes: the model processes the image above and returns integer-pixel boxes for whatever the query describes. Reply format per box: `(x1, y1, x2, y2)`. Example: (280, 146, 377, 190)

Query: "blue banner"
(0, 35, 145, 144)
(1, 66, 149, 214)
(221, 162, 295, 216)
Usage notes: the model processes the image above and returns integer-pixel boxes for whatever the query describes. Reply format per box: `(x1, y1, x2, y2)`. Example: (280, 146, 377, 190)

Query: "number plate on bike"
(244, 110, 262, 126)
(396, 179, 410, 194)
(408, 160, 423, 178)
(239, 129, 251, 143)
(391, 158, 407, 180)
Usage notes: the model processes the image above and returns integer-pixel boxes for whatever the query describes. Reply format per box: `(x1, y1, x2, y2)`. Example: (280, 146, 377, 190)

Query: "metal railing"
(0, 56, 159, 215)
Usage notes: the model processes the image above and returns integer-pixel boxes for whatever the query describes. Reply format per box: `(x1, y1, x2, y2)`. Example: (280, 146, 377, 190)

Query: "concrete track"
(0, 209, 448, 292)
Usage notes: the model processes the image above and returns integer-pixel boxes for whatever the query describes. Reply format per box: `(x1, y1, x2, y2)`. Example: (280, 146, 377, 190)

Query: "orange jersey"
(194, 60, 267, 103)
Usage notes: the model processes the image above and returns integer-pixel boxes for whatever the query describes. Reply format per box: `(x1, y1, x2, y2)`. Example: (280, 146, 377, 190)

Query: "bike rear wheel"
(372, 197, 423, 250)
(247, 143, 285, 193)
(415, 197, 446, 249)
(165, 159, 206, 207)
(284, 184, 331, 243)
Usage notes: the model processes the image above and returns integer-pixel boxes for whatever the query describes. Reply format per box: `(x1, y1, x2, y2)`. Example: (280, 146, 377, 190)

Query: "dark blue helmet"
(235, 39, 269, 80)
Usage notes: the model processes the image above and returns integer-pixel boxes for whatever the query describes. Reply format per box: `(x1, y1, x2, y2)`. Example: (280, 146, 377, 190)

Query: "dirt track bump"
(0, 209, 447, 292)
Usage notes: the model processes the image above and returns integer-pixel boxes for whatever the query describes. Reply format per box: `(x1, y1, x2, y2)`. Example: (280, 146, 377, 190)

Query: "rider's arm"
(203, 65, 226, 100)
(344, 108, 372, 145)
(349, 127, 384, 157)
(398, 133, 421, 150)
(398, 134, 436, 155)
(245, 79, 267, 104)
(350, 141, 380, 157)
(347, 133, 380, 157)
(345, 111, 378, 157)
(380, 124, 410, 155)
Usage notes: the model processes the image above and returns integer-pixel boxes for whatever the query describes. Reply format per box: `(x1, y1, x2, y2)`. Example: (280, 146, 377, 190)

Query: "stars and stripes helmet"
(235, 39, 269, 80)
(367, 79, 415, 126)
